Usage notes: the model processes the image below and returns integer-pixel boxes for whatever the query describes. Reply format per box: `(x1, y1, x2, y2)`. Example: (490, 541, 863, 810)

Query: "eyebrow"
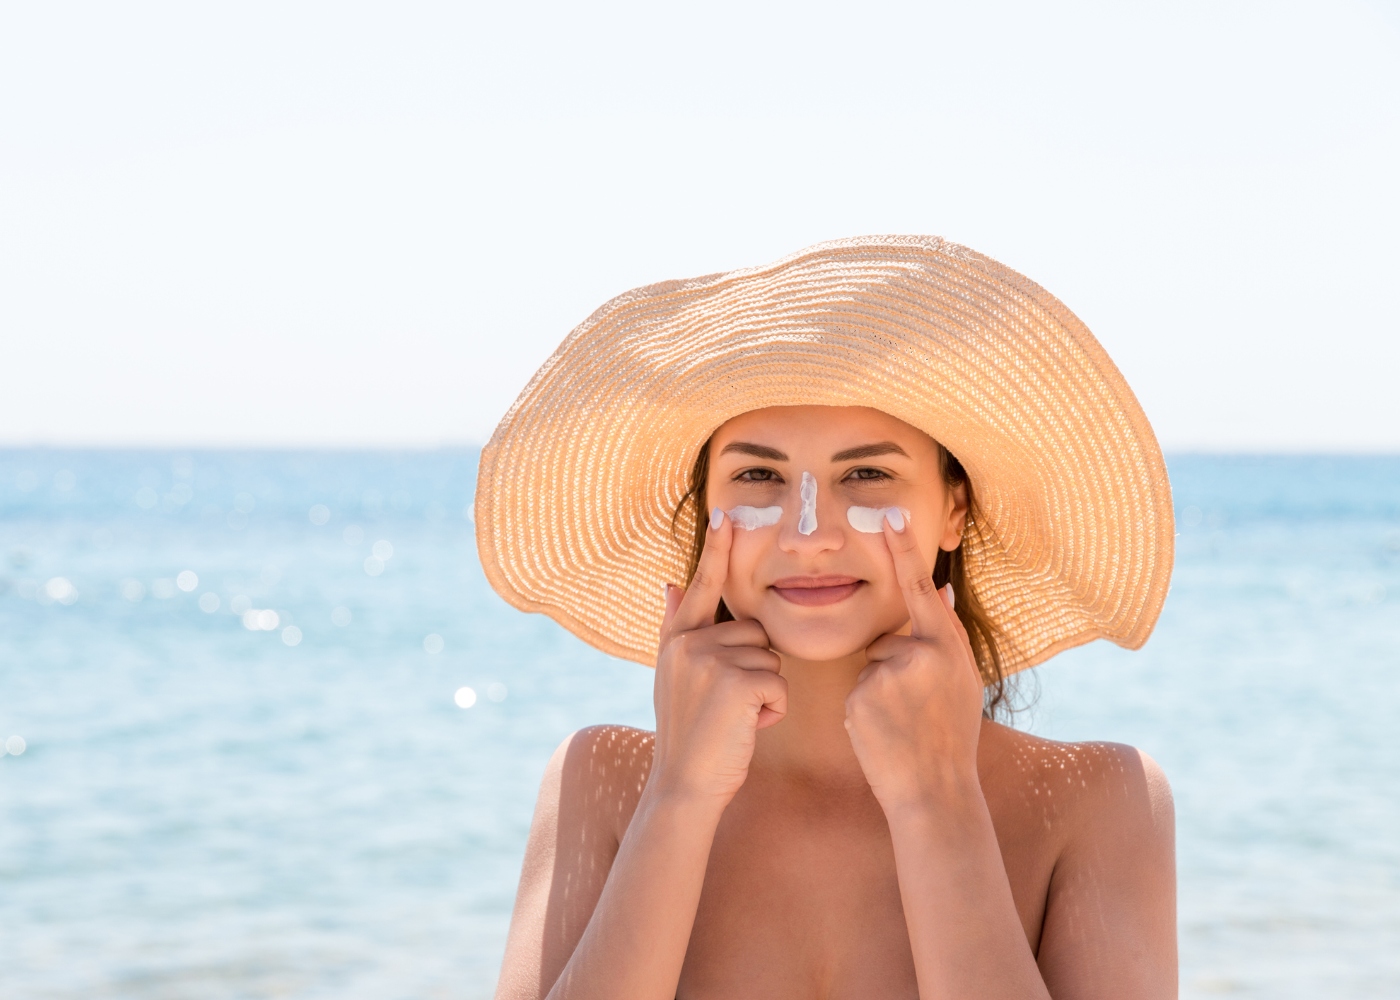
(830, 441, 910, 462)
(719, 441, 789, 461)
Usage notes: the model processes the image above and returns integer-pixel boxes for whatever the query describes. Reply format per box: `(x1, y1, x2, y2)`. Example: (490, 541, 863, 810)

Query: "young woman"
(478, 236, 1177, 999)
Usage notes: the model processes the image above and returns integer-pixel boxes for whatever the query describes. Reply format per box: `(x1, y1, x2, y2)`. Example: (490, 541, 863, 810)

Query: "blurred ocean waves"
(1, 451, 1397, 999)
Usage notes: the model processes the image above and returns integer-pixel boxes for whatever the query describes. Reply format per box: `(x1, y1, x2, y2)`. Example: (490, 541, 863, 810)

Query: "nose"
(777, 474, 844, 555)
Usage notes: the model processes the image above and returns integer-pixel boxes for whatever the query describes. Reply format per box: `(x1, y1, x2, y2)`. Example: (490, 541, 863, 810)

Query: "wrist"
(877, 763, 984, 828)
(638, 772, 733, 825)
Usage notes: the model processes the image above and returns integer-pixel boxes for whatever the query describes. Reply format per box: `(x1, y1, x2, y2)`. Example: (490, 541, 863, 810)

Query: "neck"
(750, 649, 870, 789)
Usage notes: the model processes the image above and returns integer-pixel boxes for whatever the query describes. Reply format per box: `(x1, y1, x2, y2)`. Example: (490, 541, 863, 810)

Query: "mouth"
(770, 575, 864, 607)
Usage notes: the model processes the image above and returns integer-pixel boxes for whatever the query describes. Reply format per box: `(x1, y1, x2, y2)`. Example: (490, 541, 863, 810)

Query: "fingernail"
(709, 507, 724, 530)
(943, 583, 956, 610)
(884, 507, 905, 531)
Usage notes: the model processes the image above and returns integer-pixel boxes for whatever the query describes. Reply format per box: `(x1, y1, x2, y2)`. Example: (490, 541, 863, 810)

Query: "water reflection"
(241, 609, 280, 631)
(44, 578, 78, 605)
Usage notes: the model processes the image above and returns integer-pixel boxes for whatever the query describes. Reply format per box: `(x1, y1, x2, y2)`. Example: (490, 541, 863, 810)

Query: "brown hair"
(672, 438, 1013, 718)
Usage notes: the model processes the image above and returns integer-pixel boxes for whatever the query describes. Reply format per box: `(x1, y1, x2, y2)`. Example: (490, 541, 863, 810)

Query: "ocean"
(1, 451, 1396, 998)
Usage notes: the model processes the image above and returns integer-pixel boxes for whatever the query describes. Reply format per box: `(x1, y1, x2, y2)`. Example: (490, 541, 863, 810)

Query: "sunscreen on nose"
(846, 506, 911, 533)
(726, 505, 782, 530)
(798, 471, 818, 535)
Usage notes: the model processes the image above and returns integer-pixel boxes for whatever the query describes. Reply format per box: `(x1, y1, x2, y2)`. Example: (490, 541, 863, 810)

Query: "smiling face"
(706, 406, 968, 662)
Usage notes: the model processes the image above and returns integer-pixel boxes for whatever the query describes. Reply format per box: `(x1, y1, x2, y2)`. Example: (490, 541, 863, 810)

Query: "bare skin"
(495, 406, 1177, 1000)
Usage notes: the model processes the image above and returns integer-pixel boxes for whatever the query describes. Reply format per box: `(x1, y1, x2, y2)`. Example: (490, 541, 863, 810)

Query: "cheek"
(848, 527, 938, 619)
(721, 531, 769, 597)
(900, 499, 946, 562)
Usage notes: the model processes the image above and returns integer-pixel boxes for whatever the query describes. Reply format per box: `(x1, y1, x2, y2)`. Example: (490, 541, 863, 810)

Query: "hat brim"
(476, 235, 1174, 673)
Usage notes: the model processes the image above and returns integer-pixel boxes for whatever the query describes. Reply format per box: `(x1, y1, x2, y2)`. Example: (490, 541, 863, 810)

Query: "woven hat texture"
(476, 235, 1174, 673)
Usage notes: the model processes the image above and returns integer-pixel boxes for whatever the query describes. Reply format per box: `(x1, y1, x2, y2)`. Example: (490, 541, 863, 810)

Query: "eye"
(734, 467, 784, 483)
(845, 467, 891, 482)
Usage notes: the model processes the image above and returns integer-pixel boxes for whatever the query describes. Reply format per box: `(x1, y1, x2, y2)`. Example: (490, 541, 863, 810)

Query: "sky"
(2, 1, 1398, 451)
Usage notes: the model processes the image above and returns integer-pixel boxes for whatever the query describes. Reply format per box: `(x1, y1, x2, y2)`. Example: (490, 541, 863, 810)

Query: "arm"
(494, 726, 727, 1000)
(494, 731, 589, 1000)
(541, 785, 724, 999)
(848, 514, 1174, 999)
(494, 726, 645, 999)
(853, 637, 1052, 997)
(885, 773, 1051, 999)
(884, 746, 1175, 1000)
(495, 510, 786, 1000)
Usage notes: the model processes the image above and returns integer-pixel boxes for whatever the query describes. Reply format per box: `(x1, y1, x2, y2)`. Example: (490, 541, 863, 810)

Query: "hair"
(672, 437, 1014, 719)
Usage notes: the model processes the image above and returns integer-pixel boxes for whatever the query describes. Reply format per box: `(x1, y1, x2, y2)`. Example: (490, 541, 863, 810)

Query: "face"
(707, 405, 967, 662)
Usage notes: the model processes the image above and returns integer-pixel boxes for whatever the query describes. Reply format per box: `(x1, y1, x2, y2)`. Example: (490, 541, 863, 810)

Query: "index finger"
(668, 506, 733, 636)
(880, 509, 952, 641)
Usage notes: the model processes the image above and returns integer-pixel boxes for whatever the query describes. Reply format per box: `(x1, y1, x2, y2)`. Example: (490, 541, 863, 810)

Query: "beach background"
(3, 3, 1399, 998)
(2, 451, 1399, 998)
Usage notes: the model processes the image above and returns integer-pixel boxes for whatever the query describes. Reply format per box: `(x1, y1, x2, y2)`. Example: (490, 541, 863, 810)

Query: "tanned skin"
(495, 405, 1177, 1000)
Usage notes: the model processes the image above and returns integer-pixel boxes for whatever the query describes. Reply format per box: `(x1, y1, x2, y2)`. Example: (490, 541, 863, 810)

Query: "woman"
(479, 236, 1178, 998)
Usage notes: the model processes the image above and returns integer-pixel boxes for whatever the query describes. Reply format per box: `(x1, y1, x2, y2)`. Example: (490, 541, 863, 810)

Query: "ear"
(939, 479, 969, 553)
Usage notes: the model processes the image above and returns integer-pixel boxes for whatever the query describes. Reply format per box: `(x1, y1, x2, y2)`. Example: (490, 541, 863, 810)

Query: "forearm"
(886, 774, 1051, 1000)
(546, 788, 721, 1000)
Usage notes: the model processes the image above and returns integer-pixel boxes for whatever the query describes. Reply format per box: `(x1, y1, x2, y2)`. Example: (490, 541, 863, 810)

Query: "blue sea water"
(0, 451, 1396, 999)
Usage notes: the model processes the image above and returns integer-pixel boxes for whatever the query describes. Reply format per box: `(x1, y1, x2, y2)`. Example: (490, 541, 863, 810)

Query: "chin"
(753, 613, 885, 662)
(768, 635, 869, 661)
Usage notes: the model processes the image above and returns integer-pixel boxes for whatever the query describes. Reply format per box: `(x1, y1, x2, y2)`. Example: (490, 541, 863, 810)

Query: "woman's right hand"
(650, 508, 787, 807)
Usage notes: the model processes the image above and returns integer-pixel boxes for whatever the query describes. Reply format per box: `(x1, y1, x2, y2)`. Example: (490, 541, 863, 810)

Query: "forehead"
(712, 406, 937, 458)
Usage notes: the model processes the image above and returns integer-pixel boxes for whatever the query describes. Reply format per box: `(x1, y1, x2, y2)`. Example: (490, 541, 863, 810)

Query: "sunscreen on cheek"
(798, 471, 818, 535)
(726, 505, 782, 530)
(846, 506, 911, 533)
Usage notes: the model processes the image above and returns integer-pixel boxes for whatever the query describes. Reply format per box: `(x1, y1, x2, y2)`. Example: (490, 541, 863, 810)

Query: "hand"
(844, 511, 985, 815)
(650, 509, 788, 808)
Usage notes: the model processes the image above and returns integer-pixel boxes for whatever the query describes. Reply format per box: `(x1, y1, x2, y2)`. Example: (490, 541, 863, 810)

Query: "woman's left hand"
(844, 512, 986, 815)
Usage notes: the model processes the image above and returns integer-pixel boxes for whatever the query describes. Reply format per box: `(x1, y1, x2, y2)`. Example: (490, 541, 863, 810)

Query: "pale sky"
(3, 2, 1398, 451)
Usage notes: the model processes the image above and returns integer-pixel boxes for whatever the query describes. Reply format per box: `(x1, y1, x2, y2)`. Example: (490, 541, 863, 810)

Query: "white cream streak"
(798, 471, 818, 535)
(726, 505, 782, 530)
(846, 506, 911, 533)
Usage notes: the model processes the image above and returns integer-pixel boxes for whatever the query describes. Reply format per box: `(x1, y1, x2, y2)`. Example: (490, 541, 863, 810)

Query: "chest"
(676, 779, 1054, 1000)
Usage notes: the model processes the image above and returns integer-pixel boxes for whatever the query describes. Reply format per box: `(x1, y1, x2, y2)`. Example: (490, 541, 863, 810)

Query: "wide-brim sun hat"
(475, 235, 1174, 674)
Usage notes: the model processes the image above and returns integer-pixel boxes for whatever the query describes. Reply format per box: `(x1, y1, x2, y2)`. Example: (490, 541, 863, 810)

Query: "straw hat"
(475, 235, 1174, 674)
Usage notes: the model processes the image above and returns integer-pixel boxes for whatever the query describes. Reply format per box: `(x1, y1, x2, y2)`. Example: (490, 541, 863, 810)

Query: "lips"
(770, 575, 864, 607)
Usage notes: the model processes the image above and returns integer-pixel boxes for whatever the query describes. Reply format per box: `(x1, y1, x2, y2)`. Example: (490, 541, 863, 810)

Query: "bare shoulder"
(981, 722, 1177, 995)
(549, 724, 656, 843)
(495, 725, 656, 998)
(980, 720, 1174, 848)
